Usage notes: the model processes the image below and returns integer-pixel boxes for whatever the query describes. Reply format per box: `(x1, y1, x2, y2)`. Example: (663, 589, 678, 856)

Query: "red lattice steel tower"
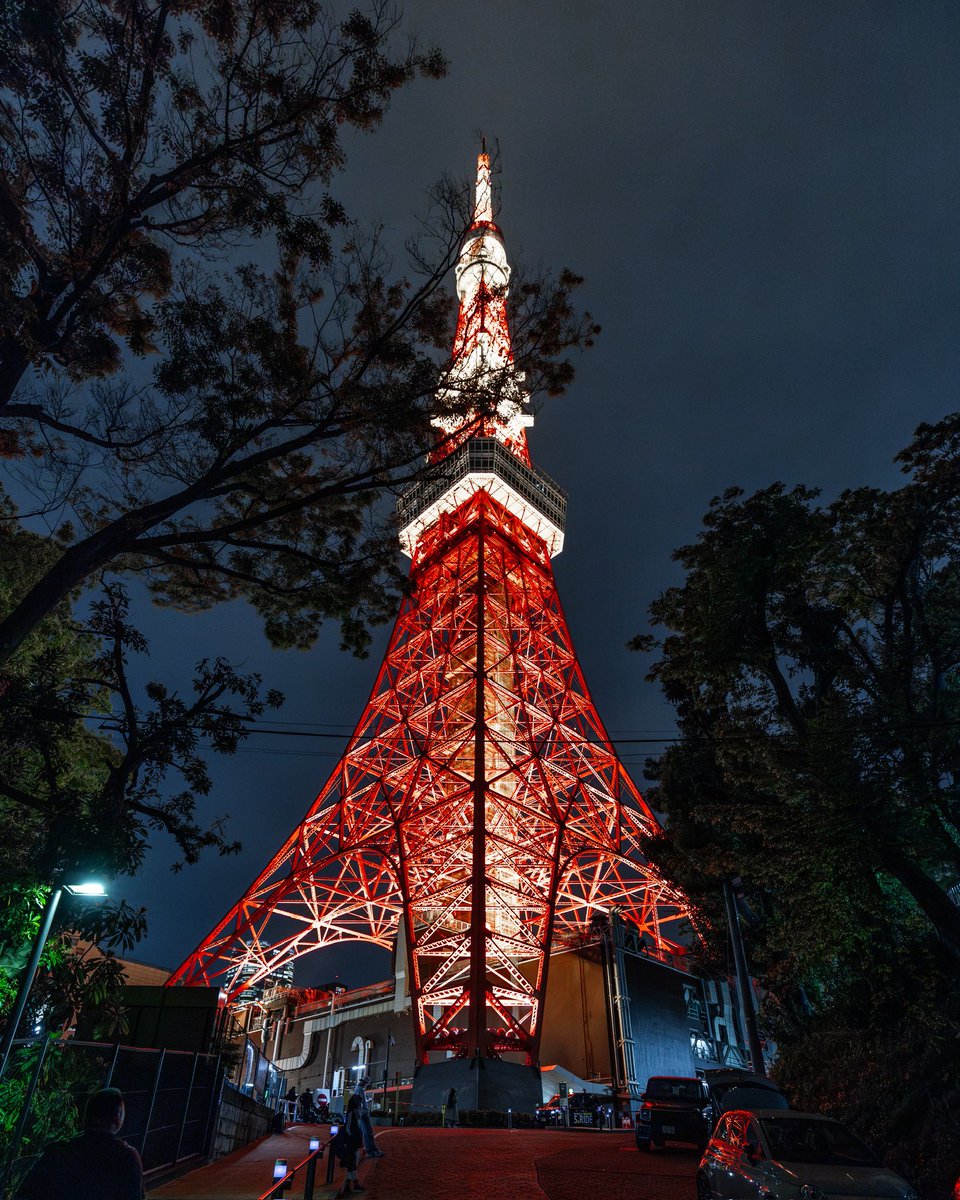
(169, 153, 689, 1065)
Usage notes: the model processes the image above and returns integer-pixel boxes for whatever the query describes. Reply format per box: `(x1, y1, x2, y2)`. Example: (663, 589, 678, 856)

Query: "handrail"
(257, 1134, 333, 1200)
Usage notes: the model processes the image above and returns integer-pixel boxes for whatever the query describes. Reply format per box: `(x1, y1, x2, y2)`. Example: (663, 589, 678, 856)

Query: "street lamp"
(0, 875, 108, 1080)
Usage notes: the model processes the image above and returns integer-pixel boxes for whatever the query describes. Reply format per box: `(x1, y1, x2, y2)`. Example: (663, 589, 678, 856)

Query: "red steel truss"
(168, 152, 689, 1065)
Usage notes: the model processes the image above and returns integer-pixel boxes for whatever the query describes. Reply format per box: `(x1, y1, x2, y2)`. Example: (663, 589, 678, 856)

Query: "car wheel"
(696, 1172, 714, 1200)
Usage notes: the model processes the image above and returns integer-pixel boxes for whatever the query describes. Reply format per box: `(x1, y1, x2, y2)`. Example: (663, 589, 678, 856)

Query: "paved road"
(362, 1128, 698, 1200)
(150, 1125, 700, 1200)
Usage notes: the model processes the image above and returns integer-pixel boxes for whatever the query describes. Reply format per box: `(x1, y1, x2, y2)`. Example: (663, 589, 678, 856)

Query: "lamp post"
(0, 876, 107, 1080)
(382, 1028, 393, 1112)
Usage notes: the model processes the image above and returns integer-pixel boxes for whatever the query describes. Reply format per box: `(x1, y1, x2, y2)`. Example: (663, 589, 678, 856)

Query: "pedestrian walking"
(444, 1087, 459, 1127)
(15, 1087, 144, 1200)
(334, 1094, 366, 1196)
(354, 1077, 383, 1156)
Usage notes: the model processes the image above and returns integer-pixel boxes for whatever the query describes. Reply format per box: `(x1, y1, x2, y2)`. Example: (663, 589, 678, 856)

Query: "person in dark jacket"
(335, 1093, 366, 1196)
(444, 1087, 460, 1127)
(16, 1087, 144, 1200)
(298, 1088, 314, 1122)
(353, 1078, 382, 1156)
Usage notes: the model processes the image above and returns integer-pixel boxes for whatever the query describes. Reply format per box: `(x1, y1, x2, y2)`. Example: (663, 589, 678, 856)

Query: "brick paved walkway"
(150, 1124, 341, 1200)
(150, 1125, 699, 1200)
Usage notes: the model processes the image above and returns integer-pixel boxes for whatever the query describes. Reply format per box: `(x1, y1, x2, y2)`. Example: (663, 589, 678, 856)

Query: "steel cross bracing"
(168, 151, 690, 1065)
(169, 488, 688, 1061)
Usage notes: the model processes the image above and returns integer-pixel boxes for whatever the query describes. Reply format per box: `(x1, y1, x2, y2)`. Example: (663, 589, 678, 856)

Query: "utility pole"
(382, 1028, 392, 1111)
(321, 991, 337, 1092)
(722, 876, 766, 1076)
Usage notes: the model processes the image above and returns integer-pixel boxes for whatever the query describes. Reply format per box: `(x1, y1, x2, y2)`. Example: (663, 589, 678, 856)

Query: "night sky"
(119, 2, 960, 982)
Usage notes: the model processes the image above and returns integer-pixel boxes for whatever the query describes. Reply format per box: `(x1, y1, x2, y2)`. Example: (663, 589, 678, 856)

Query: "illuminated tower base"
(168, 152, 689, 1090)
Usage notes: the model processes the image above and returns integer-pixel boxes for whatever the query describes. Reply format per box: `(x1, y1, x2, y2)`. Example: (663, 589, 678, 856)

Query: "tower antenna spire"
(430, 142, 533, 460)
(473, 144, 493, 224)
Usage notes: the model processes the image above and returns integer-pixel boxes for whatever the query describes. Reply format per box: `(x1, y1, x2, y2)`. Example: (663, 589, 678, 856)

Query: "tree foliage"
(636, 412, 960, 1198)
(638, 412, 960, 971)
(0, 0, 597, 668)
(0, 519, 282, 882)
(0, 517, 281, 1047)
(0, 0, 445, 402)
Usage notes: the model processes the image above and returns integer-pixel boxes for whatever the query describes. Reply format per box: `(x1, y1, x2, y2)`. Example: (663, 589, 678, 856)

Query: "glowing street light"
(0, 874, 108, 1079)
(64, 881, 107, 897)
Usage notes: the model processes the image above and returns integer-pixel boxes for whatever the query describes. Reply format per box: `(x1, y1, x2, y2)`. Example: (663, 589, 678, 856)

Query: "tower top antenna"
(473, 148, 493, 224)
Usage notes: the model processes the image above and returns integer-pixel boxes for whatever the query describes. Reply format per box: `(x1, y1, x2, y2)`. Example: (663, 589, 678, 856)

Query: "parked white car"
(698, 1109, 920, 1200)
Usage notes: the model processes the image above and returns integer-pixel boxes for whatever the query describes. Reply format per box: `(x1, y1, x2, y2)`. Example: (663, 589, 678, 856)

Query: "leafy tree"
(0, 1036, 94, 1194)
(0, 518, 281, 1050)
(0, 0, 446, 407)
(0, 0, 596, 667)
(637, 412, 960, 970)
(0, 518, 282, 880)
(635, 412, 960, 1198)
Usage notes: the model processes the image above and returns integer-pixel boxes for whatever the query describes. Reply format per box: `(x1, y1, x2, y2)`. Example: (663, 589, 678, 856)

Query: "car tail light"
(640, 1103, 651, 1115)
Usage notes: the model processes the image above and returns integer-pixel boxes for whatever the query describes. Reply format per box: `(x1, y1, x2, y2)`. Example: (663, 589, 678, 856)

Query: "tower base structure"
(410, 1056, 542, 1117)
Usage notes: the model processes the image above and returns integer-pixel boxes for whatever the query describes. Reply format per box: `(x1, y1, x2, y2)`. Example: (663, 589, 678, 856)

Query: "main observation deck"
(397, 438, 567, 559)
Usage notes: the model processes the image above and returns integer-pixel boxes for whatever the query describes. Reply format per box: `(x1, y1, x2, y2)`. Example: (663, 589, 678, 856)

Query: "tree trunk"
(0, 341, 29, 411)
(880, 846, 960, 965)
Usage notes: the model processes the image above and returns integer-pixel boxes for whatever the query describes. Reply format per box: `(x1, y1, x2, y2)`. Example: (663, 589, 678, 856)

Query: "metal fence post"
(140, 1049, 166, 1159)
(0, 1036, 51, 1194)
(103, 1041, 121, 1088)
(202, 1057, 224, 1160)
(172, 1051, 200, 1167)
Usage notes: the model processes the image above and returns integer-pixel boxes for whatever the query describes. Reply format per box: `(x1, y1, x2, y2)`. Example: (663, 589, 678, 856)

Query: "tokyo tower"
(169, 152, 689, 1070)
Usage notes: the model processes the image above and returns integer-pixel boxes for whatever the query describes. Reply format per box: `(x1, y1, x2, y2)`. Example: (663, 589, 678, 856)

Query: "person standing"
(444, 1087, 459, 1127)
(353, 1077, 382, 1157)
(16, 1087, 144, 1200)
(335, 1093, 366, 1197)
(298, 1088, 314, 1123)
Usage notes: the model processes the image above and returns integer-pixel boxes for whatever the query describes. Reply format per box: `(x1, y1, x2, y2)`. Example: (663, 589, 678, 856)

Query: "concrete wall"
(624, 957, 696, 1084)
(538, 947, 695, 1089)
(212, 1082, 277, 1159)
(537, 947, 610, 1081)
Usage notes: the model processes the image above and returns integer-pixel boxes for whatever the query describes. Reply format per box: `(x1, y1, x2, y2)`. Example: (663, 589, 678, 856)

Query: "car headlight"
(800, 1187, 828, 1200)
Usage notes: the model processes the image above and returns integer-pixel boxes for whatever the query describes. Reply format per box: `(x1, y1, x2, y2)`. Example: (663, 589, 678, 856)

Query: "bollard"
(303, 1152, 319, 1200)
(325, 1127, 338, 1186)
(271, 1159, 290, 1200)
(507, 1108, 512, 1130)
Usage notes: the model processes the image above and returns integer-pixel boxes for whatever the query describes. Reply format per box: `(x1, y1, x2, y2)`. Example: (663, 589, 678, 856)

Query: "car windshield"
(647, 1079, 703, 1100)
(759, 1118, 880, 1167)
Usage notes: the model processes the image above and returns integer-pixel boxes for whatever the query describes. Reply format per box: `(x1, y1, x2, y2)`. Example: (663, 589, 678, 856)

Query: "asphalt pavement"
(149, 1125, 700, 1200)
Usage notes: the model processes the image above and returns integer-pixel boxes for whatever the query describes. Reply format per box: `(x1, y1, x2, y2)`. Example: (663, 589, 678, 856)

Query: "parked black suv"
(635, 1075, 712, 1151)
(699, 1068, 788, 1125)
